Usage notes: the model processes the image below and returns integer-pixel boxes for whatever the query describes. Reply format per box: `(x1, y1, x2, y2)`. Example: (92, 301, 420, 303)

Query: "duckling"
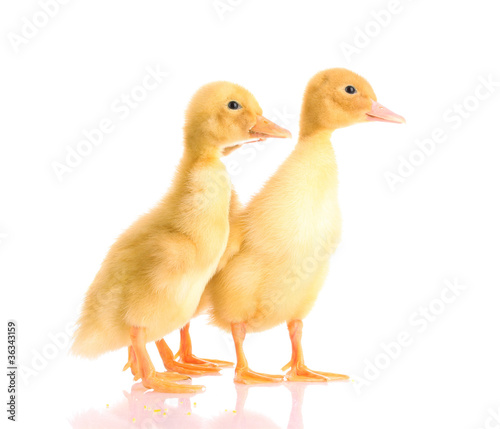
(205, 68, 405, 384)
(71, 81, 291, 393)
(174, 189, 245, 369)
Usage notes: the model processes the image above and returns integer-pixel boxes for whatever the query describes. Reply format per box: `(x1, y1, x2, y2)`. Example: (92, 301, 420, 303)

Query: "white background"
(2, 0, 500, 428)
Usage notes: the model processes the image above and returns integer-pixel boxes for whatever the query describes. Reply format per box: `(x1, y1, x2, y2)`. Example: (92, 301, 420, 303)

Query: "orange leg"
(176, 322, 234, 368)
(231, 322, 284, 385)
(156, 338, 221, 376)
(283, 320, 349, 382)
(123, 345, 187, 382)
(123, 345, 142, 381)
(129, 326, 204, 393)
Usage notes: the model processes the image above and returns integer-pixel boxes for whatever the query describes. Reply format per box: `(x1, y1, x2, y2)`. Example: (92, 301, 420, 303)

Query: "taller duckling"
(205, 68, 405, 384)
(71, 81, 291, 393)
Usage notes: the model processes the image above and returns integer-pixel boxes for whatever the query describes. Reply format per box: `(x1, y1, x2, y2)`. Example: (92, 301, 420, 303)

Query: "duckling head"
(300, 68, 405, 137)
(184, 81, 291, 156)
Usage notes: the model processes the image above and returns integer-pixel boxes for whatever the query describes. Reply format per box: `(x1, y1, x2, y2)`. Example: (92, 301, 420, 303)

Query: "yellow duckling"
(204, 68, 405, 384)
(174, 190, 245, 368)
(173, 187, 247, 368)
(71, 81, 291, 393)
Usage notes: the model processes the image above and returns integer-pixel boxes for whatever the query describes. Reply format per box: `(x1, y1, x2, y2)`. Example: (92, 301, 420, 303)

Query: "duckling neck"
(183, 140, 224, 165)
(298, 128, 334, 143)
(294, 128, 340, 232)
(295, 129, 338, 164)
(161, 142, 231, 259)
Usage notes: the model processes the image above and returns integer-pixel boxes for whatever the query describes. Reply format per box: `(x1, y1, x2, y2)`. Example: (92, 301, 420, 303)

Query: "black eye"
(227, 101, 241, 110)
(345, 85, 357, 94)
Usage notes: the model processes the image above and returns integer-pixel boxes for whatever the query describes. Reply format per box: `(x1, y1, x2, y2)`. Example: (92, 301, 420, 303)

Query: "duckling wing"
(72, 229, 197, 358)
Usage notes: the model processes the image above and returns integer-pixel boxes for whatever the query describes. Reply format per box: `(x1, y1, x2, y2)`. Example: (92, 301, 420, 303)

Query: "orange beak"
(366, 101, 406, 124)
(249, 115, 292, 139)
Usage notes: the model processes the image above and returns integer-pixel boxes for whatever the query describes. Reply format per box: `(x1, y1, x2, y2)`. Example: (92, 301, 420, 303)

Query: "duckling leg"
(123, 345, 187, 382)
(176, 323, 234, 368)
(155, 338, 222, 376)
(231, 322, 284, 385)
(283, 320, 349, 382)
(123, 346, 142, 381)
(130, 326, 205, 393)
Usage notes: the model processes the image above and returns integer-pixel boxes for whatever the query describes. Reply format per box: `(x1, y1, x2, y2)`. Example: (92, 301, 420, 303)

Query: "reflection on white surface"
(70, 377, 320, 429)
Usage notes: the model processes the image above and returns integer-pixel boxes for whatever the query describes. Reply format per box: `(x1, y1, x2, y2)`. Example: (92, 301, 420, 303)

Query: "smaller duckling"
(71, 81, 291, 393)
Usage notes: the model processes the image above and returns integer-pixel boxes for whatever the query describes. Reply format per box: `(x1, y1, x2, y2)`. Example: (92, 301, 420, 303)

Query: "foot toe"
(313, 371, 349, 381)
(156, 371, 191, 382)
(285, 366, 349, 382)
(180, 354, 234, 368)
(142, 374, 205, 394)
(166, 361, 222, 376)
(235, 368, 285, 385)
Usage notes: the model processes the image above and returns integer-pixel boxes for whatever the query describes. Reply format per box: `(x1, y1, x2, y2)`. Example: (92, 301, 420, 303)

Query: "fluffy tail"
(71, 299, 129, 358)
(71, 317, 121, 359)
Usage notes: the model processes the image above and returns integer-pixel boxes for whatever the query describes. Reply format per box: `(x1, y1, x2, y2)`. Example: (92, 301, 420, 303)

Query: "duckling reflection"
(123, 384, 205, 428)
(71, 383, 204, 429)
(286, 383, 309, 429)
(207, 382, 311, 429)
(206, 384, 281, 429)
(71, 380, 310, 429)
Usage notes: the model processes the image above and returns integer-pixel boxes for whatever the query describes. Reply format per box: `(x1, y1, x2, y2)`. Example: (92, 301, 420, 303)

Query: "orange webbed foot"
(285, 364, 349, 382)
(156, 339, 222, 376)
(123, 346, 191, 382)
(154, 371, 191, 382)
(176, 323, 234, 369)
(178, 352, 234, 368)
(128, 328, 205, 394)
(234, 367, 284, 385)
(283, 320, 350, 383)
(141, 371, 205, 394)
(165, 359, 223, 376)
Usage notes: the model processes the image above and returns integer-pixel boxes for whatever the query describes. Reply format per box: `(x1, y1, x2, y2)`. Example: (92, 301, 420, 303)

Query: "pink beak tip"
(367, 101, 406, 124)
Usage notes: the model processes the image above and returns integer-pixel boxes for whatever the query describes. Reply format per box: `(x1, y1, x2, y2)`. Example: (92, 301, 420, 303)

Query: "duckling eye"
(345, 85, 357, 94)
(227, 101, 241, 110)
